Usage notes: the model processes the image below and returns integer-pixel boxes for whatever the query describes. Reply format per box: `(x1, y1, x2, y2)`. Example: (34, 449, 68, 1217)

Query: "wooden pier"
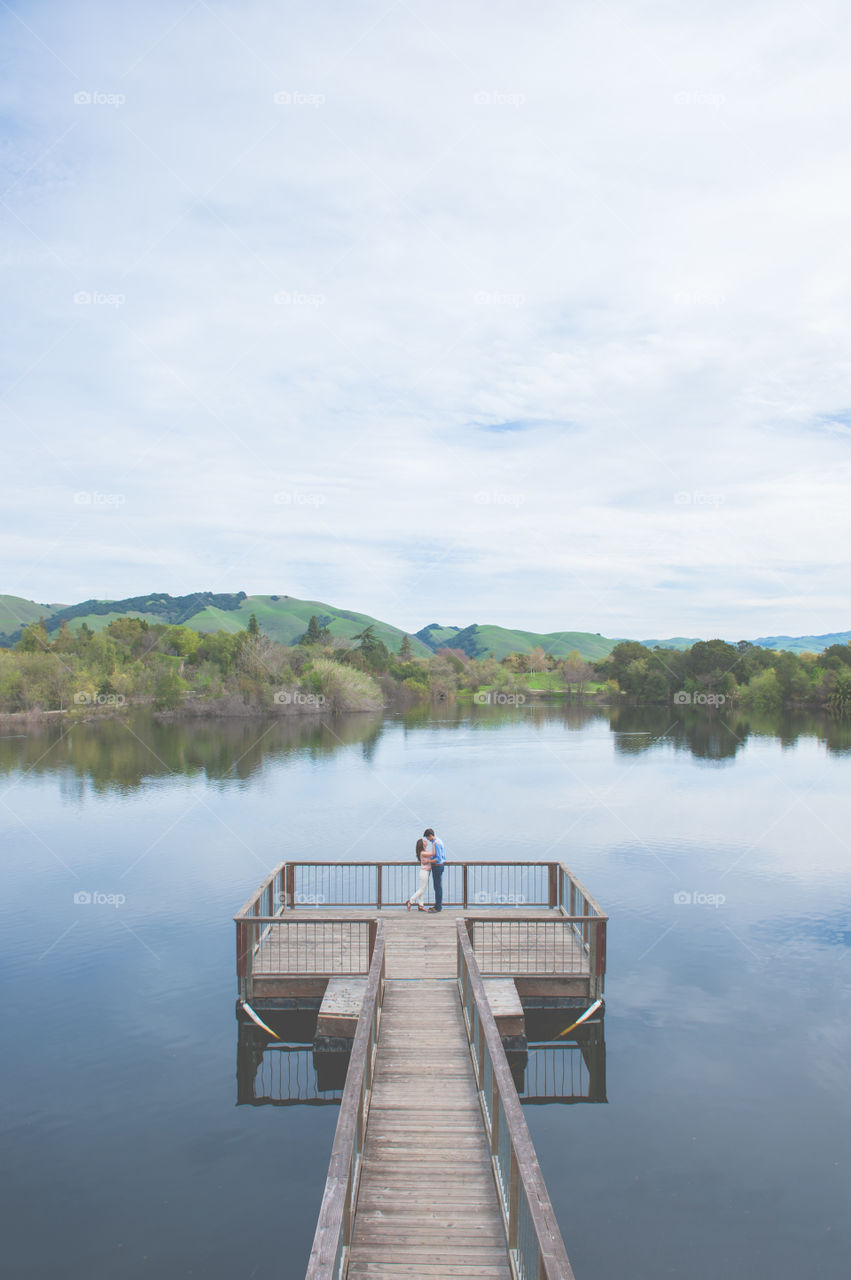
(234, 862, 607, 1280)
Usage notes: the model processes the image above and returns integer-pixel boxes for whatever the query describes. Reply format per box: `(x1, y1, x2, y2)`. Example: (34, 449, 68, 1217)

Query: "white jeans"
(409, 866, 430, 904)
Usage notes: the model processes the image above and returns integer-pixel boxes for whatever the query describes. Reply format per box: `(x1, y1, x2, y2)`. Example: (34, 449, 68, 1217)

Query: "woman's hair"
(415, 838, 426, 855)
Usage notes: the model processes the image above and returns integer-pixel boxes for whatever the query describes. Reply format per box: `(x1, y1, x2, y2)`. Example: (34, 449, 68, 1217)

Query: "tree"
(400, 634, 413, 660)
(350, 625, 390, 673)
(598, 641, 651, 684)
(826, 667, 851, 717)
(561, 650, 594, 696)
(17, 620, 50, 653)
(528, 645, 549, 673)
(247, 613, 260, 637)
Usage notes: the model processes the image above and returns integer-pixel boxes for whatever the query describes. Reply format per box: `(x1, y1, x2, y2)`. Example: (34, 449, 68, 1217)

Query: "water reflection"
(509, 1008, 607, 1105)
(236, 1006, 607, 1108)
(609, 706, 851, 760)
(0, 710, 384, 793)
(236, 1013, 350, 1106)
(1, 703, 849, 798)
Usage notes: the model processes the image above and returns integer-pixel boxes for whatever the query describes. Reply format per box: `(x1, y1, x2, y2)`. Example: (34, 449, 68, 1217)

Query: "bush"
(309, 658, 383, 712)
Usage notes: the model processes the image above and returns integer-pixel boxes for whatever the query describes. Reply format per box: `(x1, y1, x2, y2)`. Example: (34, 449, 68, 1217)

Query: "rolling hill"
(0, 595, 66, 639)
(1, 588, 847, 660)
(753, 630, 851, 655)
(0, 591, 430, 656)
(416, 622, 619, 662)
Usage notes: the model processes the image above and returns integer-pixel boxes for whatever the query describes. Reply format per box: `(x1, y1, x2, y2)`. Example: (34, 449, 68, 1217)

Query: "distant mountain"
(2, 589, 847, 659)
(753, 630, 851, 655)
(417, 622, 618, 662)
(184, 594, 431, 655)
(415, 623, 463, 650)
(640, 637, 703, 651)
(0, 591, 431, 656)
(0, 594, 68, 638)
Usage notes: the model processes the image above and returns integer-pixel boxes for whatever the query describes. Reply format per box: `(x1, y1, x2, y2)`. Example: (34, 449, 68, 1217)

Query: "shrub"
(309, 658, 383, 712)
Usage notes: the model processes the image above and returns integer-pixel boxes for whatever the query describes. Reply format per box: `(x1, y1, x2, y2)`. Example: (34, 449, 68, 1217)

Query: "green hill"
(186, 595, 431, 655)
(754, 630, 851, 655)
(640, 637, 703, 651)
(0, 590, 430, 656)
(420, 622, 619, 662)
(0, 595, 65, 638)
(415, 623, 463, 650)
(2, 588, 847, 659)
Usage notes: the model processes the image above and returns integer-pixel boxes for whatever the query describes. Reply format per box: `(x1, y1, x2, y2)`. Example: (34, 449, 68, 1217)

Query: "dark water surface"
(1, 705, 849, 1278)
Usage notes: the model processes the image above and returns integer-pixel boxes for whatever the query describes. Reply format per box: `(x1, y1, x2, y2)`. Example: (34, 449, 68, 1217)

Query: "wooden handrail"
(305, 923, 386, 1280)
(234, 859, 286, 918)
(236, 861, 607, 919)
(457, 921, 576, 1280)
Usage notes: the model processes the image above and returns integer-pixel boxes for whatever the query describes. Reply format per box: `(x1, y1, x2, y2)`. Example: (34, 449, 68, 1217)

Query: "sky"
(1, 0, 850, 642)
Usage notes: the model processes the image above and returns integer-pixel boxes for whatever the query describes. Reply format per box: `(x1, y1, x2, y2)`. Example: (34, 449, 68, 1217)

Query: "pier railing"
(235, 914, 378, 1002)
(457, 922, 576, 1280)
(467, 915, 606, 999)
(305, 923, 386, 1280)
(237, 859, 604, 914)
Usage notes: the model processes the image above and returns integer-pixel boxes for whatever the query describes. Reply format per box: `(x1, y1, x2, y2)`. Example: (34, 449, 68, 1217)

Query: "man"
(423, 827, 446, 912)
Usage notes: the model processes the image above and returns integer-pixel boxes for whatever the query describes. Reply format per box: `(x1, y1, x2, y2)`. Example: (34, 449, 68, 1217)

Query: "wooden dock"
(234, 862, 607, 1280)
(347, 979, 512, 1280)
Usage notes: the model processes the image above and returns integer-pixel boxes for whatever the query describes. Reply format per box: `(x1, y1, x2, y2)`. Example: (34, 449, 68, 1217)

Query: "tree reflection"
(1, 702, 849, 793)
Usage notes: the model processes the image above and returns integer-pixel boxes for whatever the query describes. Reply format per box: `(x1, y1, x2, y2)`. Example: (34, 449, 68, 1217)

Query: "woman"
(406, 837, 433, 911)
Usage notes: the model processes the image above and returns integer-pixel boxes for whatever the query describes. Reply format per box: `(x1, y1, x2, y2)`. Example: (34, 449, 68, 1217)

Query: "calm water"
(1, 705, 849, 1279)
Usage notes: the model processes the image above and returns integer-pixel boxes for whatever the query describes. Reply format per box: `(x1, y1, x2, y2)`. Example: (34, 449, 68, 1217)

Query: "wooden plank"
(346, 979, 512, 1280)
(315, 977, 366, 1038)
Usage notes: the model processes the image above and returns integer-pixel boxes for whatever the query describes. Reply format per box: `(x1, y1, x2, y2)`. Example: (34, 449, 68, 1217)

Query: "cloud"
(2, 0, 850, 637)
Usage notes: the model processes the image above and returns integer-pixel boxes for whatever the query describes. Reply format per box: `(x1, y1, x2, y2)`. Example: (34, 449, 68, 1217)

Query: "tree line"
(1, 615, 849, 717)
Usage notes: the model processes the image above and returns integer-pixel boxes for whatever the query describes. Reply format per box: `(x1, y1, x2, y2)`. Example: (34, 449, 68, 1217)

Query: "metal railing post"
(508, 1148, 519, 1250)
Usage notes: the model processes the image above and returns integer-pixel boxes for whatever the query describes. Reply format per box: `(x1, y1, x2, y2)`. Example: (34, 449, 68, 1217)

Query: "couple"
(405, 827, 446, 913)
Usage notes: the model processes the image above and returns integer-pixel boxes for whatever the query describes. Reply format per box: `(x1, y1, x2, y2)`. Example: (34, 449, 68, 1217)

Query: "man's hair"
(423, 827, 435, 839)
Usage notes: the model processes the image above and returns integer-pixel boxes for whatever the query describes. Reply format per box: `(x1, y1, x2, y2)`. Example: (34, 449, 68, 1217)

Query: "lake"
(1, 703, 849, 1278)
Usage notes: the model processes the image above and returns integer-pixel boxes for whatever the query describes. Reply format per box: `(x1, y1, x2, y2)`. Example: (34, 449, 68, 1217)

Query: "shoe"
(417, 904, 427, 912)
(405, 900, 411, 910)
(427, 907, 437, 913)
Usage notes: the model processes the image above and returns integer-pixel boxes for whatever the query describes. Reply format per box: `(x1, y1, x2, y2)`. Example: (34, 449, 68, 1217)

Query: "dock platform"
(234, 861, 607, 1280)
